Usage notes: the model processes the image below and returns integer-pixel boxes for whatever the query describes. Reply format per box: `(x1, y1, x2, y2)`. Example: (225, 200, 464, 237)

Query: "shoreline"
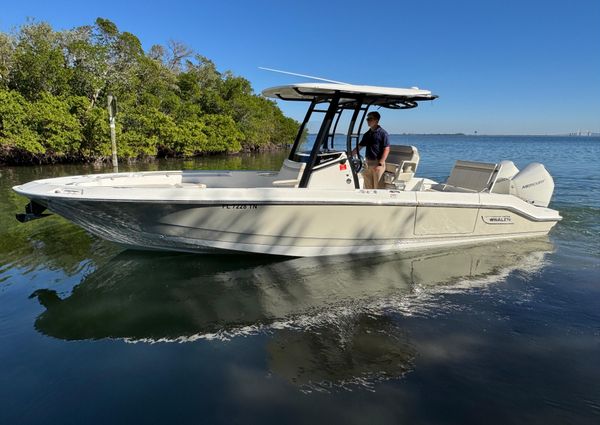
(0, 143, 290, 167)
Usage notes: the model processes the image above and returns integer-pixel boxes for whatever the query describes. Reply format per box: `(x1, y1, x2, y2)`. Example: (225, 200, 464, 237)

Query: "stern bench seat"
(432, 160, 500, 193)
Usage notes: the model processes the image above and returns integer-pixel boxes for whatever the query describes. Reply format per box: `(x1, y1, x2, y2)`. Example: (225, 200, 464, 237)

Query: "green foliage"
(30, 93, 82, 155)
(0, 88, 43, 154)
(0, 33, 14, 88)
(229, 95, 276, 149)
(272, 113, 300, 146)
(8, 22, 70, 100)
(175, 120, 208, 156)
(0, 18, 299, 164)
(199, 114, 243, 153)
(79, 106, 111, 157)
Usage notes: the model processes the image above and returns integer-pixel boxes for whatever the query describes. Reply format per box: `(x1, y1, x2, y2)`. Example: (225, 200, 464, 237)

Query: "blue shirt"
(359, 126, 390, 160)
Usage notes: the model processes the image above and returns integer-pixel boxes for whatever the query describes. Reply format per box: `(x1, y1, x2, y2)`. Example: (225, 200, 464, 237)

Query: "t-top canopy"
(262, 82, 437, 107)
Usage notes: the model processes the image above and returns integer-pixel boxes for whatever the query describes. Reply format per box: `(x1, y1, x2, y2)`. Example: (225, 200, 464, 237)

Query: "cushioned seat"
(383, 145, 420, 188)
(432, 160, 500, 192)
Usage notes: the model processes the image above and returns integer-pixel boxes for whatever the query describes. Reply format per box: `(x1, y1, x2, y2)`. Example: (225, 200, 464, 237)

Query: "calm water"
(1, 135, 599, 425)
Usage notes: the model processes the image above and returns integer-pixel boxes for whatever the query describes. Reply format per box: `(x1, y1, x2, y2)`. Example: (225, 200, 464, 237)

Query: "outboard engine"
(509, 163, 554, 207)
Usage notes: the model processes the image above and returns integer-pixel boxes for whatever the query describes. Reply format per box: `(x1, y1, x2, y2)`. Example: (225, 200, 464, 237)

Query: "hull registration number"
(221, 204, 258, 210)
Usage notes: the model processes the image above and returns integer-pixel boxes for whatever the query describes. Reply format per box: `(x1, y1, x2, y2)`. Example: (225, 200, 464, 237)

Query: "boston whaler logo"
(482, 215, 513, 224)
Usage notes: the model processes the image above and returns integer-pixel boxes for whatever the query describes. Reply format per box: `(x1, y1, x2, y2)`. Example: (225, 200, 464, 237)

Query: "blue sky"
(1, 0, 599, 134)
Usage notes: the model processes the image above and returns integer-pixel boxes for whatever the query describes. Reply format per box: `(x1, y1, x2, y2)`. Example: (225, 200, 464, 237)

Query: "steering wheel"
(351, 152, 364, 173)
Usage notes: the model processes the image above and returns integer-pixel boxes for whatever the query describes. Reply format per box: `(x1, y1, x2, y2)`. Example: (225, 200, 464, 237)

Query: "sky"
(1, 0, 599, 135)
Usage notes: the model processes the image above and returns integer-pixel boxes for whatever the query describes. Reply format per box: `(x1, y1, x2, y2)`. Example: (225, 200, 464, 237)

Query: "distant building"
(568, 130, 595, 136)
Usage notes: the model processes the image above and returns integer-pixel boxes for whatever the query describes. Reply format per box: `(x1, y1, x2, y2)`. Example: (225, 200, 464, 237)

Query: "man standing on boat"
(352, 111, 390, 189)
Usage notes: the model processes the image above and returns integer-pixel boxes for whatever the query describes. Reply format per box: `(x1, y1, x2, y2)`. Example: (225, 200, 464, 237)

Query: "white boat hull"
(13, 170, 560, 257)
(47, 200, 556, 256)
(14, 194, 556, 256)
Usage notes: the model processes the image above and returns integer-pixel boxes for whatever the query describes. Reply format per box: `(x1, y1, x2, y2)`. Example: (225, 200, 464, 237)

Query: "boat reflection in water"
(31, 238, 553, 390)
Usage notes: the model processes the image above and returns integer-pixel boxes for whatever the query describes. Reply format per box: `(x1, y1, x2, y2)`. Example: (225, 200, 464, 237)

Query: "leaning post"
(107, 94, 118, 173)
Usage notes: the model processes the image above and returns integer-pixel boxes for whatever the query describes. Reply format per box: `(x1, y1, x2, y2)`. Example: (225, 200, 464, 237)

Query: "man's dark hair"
(367, 111, 381, 121)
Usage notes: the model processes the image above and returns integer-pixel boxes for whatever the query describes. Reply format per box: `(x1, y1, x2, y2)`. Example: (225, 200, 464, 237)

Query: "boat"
(13, 81, 561, 256)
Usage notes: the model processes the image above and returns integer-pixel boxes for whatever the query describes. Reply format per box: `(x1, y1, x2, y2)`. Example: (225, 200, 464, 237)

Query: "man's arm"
(351, 132, 368, 156)
(379, 146, 390, 165)
(378, 131, 391, 165)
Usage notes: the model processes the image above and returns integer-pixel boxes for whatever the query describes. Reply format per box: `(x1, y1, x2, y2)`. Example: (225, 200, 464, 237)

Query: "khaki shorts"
(363, 160, 385, 189)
